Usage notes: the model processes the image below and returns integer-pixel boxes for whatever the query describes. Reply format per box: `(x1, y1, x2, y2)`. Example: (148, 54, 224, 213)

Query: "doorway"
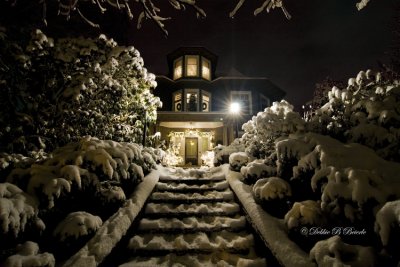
(185, 137, 198, 165)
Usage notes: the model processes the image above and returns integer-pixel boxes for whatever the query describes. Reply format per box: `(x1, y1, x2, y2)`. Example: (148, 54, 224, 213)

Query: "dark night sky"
(116, 0, 398, 110)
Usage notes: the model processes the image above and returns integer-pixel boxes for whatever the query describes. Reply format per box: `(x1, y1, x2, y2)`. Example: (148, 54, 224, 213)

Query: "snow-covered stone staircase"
(119, 168, 267, 267)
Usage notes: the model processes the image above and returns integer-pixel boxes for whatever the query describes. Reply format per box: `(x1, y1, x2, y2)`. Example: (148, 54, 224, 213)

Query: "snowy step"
(155, 180, 229, 192)
(149, 190, 234, 203)
(128, 230, 254, 253)
(158, 174, 225, 184)
(144, 202, 241, 217)
(137, 215, 246, 233)
(120, 250, 267, 267)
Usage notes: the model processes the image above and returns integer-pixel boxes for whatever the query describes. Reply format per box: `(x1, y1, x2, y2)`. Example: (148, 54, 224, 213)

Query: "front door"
(185, 137, 198, 165)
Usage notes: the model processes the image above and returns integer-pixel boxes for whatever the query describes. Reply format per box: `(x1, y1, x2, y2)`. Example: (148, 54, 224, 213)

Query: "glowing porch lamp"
(230, 102, 241, 138)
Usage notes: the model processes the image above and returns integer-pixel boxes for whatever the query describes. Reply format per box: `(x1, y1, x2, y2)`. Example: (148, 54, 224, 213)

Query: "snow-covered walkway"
(118, 167, 268, 267)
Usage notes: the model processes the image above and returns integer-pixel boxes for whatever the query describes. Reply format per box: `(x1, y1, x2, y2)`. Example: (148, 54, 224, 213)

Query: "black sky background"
(1, 0, 398, 110)
(114, 0, 398, 110)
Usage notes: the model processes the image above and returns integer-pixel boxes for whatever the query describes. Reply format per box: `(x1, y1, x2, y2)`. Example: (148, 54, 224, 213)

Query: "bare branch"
(77, 8, 100, 27)
(230, 0, 245, 18)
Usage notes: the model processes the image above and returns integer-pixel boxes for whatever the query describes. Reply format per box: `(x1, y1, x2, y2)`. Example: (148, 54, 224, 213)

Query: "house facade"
(153, 47, 285, 165)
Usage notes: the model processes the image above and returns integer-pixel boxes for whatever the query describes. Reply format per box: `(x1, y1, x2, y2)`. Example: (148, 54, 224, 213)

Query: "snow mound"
(156, 180, 229, 191)
(150, 190, 234, 202)
(253, 177, 291, 201)
(53, 211, 102, 241)
(0, 183, 44, 236)
(4, 241, 55, 267)
(374, 200, 400, 247)
(309, 235, 375, 267)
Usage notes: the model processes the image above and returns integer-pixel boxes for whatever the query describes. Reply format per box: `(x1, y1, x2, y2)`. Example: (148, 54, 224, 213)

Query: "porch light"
(230, 102, 241, 138)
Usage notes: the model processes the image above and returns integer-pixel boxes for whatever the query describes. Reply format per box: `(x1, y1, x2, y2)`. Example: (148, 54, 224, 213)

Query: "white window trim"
(230, 90, 252, 115)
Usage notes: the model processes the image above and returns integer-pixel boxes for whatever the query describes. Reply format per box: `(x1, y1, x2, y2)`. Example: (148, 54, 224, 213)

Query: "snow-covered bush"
(240, 159, 276, 184)
(6, 137, 151, 211)
(0, 28, 161, 154)
(284, 200, 328, 250)
(229, 152, 249, 172)
(0, 183, 45, 238)
(241, 100, 305, 158)
(309, 70, 400, 162)
(375, 200, 400, 255)
(310, 235, 375, 267)
(53, 211, 102, 241)
(253, 177, 291, 217)
(213, 139, 245, 166)
(201, 151, 215, 167)
(4, 241, 55, 267)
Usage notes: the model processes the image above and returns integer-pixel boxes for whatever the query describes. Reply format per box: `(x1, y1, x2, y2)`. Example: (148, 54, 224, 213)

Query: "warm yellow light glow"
(230, 102, 241, 114)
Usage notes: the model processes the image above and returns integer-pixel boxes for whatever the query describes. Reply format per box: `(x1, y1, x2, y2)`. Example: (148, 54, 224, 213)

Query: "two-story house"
(153, 47, 285, 165)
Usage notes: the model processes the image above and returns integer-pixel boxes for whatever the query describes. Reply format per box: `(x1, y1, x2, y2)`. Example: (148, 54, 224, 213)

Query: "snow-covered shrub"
(229, 152, 249, 172)
(253, 177, 291, 217)
(0, 183, 45, 238)
(0, 28, 161, 154)
(4, 241, 55, 267)
(213, 139, 245, 166)
(310, 235, 375, 267)
(240, 159, 276, 184)
(7, 137, 148, 211)
(375, 200, 400, 258)
(201, 151, 215, 167)
(276, 136, 314, 181)
(53, 211, 102, 241)
(241, 100, 305, 158)
(309, 70, 400, 162)
(52, 211, 102, 260)
(284, 200, 328, 250)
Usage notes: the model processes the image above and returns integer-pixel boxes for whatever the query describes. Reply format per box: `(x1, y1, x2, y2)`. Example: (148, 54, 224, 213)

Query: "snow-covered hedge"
(0, 28, 161, 154)
(53, 212, 102, 241)
(241, 100, 305, 158)
(229, 152, 249, 172)
(309, 70, 400, 162)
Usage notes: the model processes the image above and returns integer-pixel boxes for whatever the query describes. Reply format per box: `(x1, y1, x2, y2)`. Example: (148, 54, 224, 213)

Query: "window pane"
(202, 58, 211, 80)
(186, 56, 198, 77)
(173, 58, 183, 80)
(186, 93, 198, 111)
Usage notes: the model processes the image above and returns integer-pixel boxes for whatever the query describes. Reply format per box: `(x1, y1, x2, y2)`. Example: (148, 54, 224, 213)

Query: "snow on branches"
(0, 29, 161, 154)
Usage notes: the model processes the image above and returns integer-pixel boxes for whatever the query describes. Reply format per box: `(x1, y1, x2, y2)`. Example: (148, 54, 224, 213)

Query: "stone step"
(155, 180, 229, 192)
(149, 190, 234, 203)
(144, 202, 241, 217)
(128, 230, 255, 253)
(159, 174, 225, 184)
(119, 250, 267, 267)
(137, 215, 246, 233)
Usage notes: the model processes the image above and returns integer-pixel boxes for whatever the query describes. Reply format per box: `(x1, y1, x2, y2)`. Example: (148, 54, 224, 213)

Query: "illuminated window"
(173, 91, 182, 111)
(186, 56, 199, 77)
(173, 57, 183, 80)
(202, 57, 211, 80)
(231, 91, 252, 115)
(202, 91, 211, 112)
(185, 89, 199, 111)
